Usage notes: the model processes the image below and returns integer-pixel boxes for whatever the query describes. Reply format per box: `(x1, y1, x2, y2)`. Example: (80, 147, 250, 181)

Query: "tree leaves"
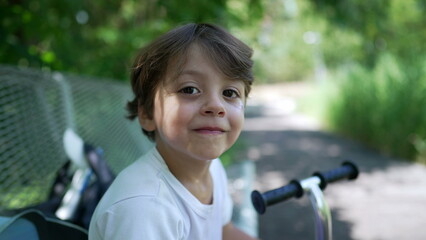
(1, 0, 264, 81)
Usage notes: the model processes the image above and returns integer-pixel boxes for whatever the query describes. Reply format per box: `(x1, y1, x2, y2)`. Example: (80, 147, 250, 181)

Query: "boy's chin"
(193, 149, 226, 161)
(199, 153, 222, 161)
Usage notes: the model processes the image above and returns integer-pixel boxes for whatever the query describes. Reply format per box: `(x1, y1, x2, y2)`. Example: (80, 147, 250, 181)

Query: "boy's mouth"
(194, 126, 225, 134)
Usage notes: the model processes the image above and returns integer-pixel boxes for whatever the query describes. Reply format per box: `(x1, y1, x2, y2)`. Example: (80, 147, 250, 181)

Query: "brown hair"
(127, 23, 254, 141)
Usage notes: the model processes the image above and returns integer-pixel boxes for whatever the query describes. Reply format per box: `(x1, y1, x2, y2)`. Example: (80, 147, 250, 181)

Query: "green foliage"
(2, 0, 424, 84)
(413, 137, 426, 164)
(1, 0, 264, 81)
(301, 0, 426, 163)
(326, 54, 426, 160)
(309, 0, 426, 68)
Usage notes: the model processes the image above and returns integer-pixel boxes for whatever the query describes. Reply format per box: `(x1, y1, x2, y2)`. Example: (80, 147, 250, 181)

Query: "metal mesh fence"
(0, 65, 152, 211)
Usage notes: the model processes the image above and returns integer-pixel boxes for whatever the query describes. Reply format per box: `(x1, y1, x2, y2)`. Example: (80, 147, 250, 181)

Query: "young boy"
(89, 23, 257, 240)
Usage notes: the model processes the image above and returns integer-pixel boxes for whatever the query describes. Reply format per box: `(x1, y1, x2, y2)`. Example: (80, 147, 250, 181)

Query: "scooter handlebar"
(251, 180, 303, 215)
(251, 161, 359, 214)
(313, 161, 359, 189)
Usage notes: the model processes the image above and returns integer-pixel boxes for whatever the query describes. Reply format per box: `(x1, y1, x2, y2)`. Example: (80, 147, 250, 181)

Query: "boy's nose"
(201, 95, 225, 117)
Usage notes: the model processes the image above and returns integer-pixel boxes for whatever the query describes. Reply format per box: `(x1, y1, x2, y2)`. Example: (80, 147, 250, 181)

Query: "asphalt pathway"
(233, 83, 426, 240)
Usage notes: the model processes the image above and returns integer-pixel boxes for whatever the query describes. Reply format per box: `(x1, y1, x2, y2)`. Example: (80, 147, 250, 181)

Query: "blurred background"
(2, 1, 426, 239)
(2, 0, 425, 163)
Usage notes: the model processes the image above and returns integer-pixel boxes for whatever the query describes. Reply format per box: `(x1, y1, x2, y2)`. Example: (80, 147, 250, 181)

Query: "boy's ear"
(138, 108, 156, 132)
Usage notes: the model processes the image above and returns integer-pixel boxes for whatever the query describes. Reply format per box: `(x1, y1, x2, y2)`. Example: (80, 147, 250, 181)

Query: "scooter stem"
(300, 176, 332, 240)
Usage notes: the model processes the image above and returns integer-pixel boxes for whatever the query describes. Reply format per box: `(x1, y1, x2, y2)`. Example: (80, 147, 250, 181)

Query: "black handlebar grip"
(313, 161, 359, 189)
(251, 180, 303, 214)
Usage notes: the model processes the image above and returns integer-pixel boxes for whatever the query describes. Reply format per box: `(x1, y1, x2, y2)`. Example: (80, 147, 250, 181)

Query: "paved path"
(234, 83, 426, 240)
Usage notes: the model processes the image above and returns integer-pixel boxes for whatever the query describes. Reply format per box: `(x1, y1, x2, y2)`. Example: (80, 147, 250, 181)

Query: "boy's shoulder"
(92, 148, 172, 212)
(105, 148, 167, 201)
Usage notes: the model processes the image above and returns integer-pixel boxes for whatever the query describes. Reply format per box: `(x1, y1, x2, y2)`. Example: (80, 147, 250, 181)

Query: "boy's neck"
(155, 145, 214, 204)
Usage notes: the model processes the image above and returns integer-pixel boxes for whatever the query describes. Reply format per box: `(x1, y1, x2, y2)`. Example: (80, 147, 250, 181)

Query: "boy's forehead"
(163, 43, 247, 88)
(164, 53, 189, 82)
(165, 61, 232, 85)
(165, 45, 208, 78)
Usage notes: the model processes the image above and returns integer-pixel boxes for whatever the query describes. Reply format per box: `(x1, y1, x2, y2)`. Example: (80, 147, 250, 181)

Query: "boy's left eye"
(178, 86, 200, 95)
(223, 89, 239, 98)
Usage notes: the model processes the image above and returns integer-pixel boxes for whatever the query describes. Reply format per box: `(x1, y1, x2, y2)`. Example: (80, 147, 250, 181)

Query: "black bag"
(0, 210, 87, 240)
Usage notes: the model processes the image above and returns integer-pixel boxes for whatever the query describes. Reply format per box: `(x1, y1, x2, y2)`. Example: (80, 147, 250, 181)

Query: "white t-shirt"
(88, 147, 233, 240)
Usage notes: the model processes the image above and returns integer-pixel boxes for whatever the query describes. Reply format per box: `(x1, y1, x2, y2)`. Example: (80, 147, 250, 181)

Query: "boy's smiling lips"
(193, 126, 226, 135)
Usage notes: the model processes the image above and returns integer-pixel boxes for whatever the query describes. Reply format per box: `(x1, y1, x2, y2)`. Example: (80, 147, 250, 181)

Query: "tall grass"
(326, 54, 426, 162)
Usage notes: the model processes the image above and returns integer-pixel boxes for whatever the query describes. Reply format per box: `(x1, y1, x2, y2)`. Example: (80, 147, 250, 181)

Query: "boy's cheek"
(229, 107, 245, 131)
(232, 101, 245, 117)
(230, 99, 245, 112)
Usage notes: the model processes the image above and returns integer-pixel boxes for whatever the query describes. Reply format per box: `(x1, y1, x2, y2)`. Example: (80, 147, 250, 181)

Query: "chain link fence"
(0, 65, 152, 211)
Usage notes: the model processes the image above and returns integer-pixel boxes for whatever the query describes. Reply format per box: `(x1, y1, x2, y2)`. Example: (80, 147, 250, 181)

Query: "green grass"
(322, 54, 426, 162)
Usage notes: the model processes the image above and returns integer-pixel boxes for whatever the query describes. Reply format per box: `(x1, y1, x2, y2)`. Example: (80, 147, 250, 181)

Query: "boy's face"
(139, 44, 245, 162)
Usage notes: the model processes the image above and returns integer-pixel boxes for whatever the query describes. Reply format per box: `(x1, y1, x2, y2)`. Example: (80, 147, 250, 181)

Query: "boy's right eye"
(178, 86, 200, 95)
